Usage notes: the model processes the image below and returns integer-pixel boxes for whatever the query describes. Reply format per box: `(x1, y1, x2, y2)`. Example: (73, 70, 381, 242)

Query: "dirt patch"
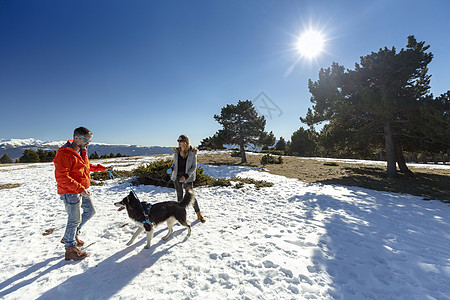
(198, 152, 450, 202)
(0, 183, 21, 190)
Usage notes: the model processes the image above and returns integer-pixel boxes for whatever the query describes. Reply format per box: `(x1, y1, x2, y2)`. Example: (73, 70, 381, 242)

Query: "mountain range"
(0, 138, 173, 161)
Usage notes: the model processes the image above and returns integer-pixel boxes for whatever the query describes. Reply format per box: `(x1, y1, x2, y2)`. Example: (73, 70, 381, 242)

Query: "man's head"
(73, 127, 93, 149)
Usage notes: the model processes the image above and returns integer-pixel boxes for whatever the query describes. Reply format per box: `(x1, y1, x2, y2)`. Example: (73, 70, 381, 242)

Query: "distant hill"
(0, 138, 173, 161)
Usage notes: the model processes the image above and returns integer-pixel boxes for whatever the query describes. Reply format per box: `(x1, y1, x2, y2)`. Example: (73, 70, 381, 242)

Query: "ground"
(198, 152, 450, 202)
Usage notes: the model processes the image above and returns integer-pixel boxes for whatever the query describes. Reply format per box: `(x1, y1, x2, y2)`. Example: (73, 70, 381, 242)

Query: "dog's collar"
(141, 204, 152, 226)
(140, 219, 154, 226)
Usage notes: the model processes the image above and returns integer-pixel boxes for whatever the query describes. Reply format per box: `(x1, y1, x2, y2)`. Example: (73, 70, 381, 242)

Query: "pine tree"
(199, 133, 226, 150)
(37, 149, 46, 161)
(19, 149, 40, 163)
(0, 154, 13, 164)
(90, 151, 100, 159)
(290, 128, 317, 156)
(214, 100, 274, 163)
(302, 36, 433, 178)
(275, 137, 286, 151)
(46, 151, 56, 162)
(35, 149, 55, 162)
(409, 92, 450, 152)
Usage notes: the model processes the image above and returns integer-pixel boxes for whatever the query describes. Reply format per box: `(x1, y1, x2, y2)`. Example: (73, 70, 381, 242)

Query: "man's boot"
(65, 246, 89, 261)
(196, 211, 206, 223)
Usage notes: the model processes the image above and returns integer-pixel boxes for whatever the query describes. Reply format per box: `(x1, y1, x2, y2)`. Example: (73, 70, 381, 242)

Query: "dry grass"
(0, 183, 20, 190)
(198, 152, 450, 202)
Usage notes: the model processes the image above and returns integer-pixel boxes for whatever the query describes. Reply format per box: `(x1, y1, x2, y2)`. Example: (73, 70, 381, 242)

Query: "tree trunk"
(421, 153, 427, 164)
(394, 142, 410, 173)
(383, 121, 398, 178)
(239, 143, 247, 164)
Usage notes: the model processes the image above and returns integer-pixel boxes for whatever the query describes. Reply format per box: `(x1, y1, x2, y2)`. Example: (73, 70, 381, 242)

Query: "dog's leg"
(144, 227, 154, 249)
(162, 218, 176, 240)
(127, 227, 144, 246)
(179, 219, 191, 237)
(185, 224, 191, 237)
(176, 212, 191, 238)
(161, 227, 173, 240)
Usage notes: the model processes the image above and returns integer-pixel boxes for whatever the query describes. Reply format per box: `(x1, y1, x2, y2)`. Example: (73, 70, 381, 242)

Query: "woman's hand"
(179, 176, 186, 183)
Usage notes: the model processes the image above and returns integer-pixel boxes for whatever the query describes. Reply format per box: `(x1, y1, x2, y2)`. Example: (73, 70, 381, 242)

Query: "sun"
(296, 29, 325, 59)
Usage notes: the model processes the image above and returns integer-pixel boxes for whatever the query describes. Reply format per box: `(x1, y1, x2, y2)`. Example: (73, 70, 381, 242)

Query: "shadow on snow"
(288, 186, 449, 299)
(0, 223, 196, 299)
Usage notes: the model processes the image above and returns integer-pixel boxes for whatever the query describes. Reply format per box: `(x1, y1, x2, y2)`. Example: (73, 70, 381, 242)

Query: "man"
(53, 127, 111, 261)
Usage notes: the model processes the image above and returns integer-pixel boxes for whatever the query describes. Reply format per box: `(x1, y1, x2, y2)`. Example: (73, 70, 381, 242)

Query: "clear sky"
(1, 0, 449, 147)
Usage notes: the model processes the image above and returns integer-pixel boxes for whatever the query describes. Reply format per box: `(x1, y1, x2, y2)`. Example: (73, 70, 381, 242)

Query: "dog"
(114, 190, 193, 249)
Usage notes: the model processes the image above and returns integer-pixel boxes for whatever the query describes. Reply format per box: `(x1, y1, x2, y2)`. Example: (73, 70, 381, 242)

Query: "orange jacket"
(53, 140, 106, 194)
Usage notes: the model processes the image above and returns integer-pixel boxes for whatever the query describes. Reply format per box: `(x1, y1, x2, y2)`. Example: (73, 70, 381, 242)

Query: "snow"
(0, 138, 151, 148)
(0, 155, 449, 299)
(0, 138, 45, 147)
(297, 156, 450, 170)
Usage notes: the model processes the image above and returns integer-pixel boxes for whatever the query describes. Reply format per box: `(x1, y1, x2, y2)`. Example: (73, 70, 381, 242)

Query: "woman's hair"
(174, 134, 197, 154)
(178, 134, 190, 150)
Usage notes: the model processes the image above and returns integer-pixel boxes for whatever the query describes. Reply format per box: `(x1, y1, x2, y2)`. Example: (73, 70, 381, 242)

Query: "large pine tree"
(302, 36, 433, 178)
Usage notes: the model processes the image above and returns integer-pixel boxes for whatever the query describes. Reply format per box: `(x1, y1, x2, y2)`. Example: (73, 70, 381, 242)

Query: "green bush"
(231, 151, 241, 158)
(260, 154, 283, 165)
(133, 159, 174, 187)
(131, 159, 273, 190)
(231, 176, 274, 189)
(91, 170, 133, 181)
(212, 178, 232, 187)
(132, 159, 215, 188)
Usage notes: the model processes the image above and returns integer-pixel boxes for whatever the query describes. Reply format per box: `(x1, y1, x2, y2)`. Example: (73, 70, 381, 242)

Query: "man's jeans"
(60, 193, 96, 248)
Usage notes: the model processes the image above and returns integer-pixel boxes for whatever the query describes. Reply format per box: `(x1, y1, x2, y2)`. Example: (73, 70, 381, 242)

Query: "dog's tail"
(178, 189, 195, 208)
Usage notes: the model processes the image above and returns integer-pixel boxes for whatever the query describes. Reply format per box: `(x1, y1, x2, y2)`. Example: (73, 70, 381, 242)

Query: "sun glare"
(296, 30, 325, 59)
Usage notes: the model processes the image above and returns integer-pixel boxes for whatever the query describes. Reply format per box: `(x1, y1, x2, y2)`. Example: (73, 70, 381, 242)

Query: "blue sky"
(1, 0, 449, 147)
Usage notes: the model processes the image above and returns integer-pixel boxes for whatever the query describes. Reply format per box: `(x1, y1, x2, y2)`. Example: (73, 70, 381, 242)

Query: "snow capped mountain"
(0, 138, 48, 148)
(0, 138, 173, 160)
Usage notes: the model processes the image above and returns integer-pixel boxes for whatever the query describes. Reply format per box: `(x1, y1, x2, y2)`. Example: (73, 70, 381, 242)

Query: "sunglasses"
(78, 135, 92, 143)
(177, 140, 183, 143)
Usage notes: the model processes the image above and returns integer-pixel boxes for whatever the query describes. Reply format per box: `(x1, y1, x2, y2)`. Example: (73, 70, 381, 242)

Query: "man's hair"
(74, 127, 92, 137)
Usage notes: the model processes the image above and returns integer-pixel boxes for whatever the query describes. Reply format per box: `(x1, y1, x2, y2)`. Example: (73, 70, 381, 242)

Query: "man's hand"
(179, 176, 186, 183)
(105, 166, 113, 172)
(81, 189, 91, 196)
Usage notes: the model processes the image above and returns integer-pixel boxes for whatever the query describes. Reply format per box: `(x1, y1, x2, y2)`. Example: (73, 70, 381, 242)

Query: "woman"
(169, 134, 205, 223)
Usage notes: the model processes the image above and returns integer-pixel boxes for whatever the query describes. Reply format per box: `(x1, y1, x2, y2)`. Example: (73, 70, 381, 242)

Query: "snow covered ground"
(0, 154, 449, 299)
(297, 156, 450, 170)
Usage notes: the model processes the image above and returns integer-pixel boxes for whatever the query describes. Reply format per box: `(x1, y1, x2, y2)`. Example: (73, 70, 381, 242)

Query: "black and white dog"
(114, 190, 193, 249)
